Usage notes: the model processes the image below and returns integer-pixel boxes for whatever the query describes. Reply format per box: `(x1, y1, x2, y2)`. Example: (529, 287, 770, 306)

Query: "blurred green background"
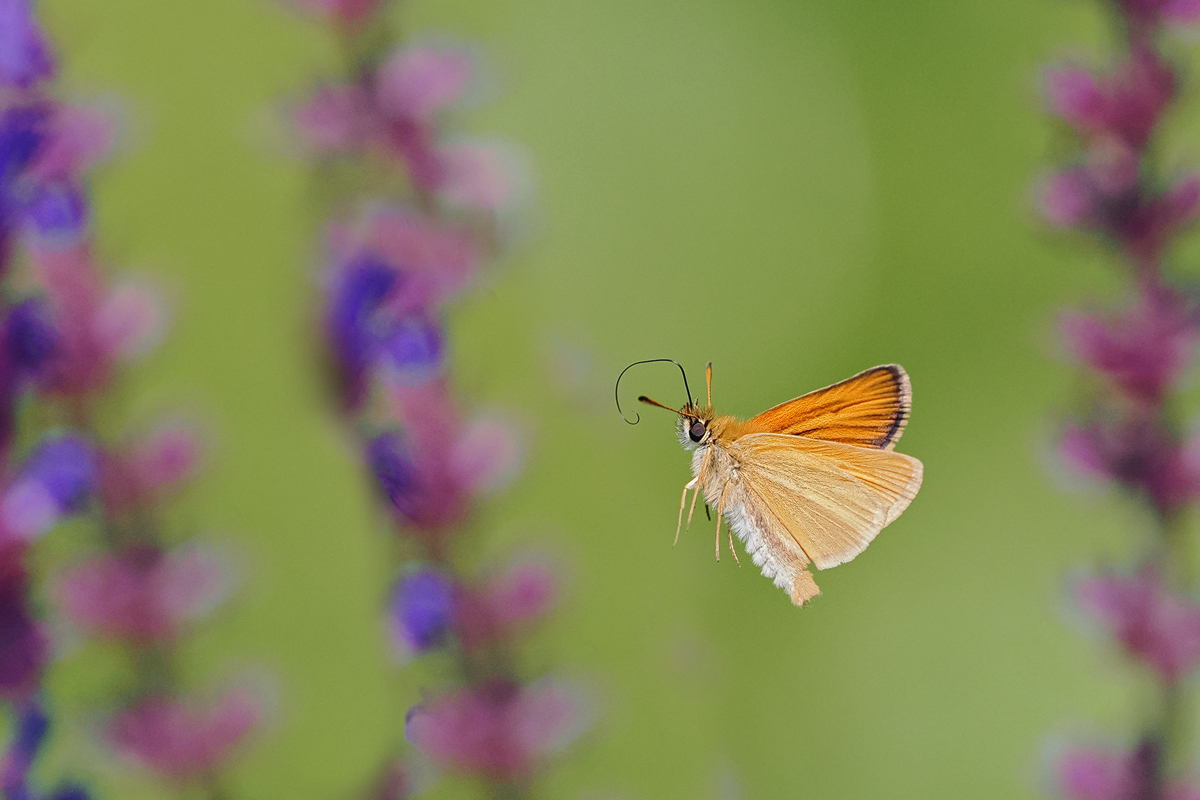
(22, 0, 1188, 797)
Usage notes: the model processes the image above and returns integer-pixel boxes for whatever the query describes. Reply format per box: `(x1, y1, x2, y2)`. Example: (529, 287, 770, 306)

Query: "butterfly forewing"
(743, 365, 911, 450)
(731, 433, 923, 570)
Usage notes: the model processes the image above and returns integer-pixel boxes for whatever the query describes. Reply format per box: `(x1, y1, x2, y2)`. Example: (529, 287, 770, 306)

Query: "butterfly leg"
(674, 479, 697, 546)
(714, 485, 728, 562)
(685, 482, 701, 532)
(715, 487, 739, 566)
(683, 447, 712, 539)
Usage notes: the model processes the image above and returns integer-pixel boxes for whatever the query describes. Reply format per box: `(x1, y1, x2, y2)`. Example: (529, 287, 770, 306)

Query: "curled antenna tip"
(615, 358, 693, 426)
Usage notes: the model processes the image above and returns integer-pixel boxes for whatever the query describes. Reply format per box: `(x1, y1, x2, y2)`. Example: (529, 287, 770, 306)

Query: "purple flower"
(2, 701, 47, 789)
(327, 255, 398, 407)
(0, 300, 58, 456)
(1060, 287, 1198, 404)
(381, 315, 443, 378)
(1, 435, 96, 542)
(47, 786, 91, 800)
(19, 435, 95, 511)
(5, 299, 57, 373)
(0, 105, 47, 232)
(367, 432, 420, 522)
(0, 0, 53, 90)
(20, 183, 86, 245)
(1075, 571, 1200, 685)
(390, 568, 456, 652)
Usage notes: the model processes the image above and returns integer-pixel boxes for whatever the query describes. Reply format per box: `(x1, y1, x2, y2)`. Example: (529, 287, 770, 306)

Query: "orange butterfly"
(618, 360, 923, 606)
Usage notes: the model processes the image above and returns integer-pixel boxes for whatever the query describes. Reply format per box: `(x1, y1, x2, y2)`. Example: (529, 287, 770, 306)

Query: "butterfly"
(617, 360, 923, 606)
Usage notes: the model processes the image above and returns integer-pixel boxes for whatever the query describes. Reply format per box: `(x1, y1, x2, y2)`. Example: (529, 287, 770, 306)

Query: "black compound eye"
(689, 421, 706, 442)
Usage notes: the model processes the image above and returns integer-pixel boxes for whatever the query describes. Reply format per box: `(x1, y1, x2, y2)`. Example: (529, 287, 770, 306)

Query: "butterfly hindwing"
(730, 433, 923, 570)
(744, 365, 911, 450)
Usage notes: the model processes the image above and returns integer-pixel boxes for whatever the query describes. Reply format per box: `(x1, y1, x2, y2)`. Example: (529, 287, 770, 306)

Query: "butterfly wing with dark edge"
(732, 433, 923, 571)
(743, 365, 911, 450)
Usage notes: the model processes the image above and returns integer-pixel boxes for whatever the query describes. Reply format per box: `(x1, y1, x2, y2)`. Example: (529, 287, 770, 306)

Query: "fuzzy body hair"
(683, 414, 818, 604)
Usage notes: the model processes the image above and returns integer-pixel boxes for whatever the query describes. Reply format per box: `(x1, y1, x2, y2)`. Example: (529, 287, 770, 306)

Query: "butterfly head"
(676, 403, 715, 450)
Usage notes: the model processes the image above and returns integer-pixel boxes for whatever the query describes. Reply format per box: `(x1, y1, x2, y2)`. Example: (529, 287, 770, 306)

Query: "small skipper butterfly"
(618, 360, 923, 606)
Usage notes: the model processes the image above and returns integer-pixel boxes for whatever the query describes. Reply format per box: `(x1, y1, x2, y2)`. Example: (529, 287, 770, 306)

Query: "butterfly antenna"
(705, 361, 712, 407)
(615, 358, 695, 424)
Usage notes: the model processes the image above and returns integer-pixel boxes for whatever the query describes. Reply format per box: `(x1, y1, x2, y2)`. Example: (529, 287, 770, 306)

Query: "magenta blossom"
(375, 46, 473, 120)
(457, 555, 557, 651)
(107, 688, 260, 781)
(1075, 570, 1200, 684)
(406, 679, 581, 781)
(291, 0, 384, 28)
(1044, 52, 1175, 151)
(1057, 744, 1200, 800)
(294, 46, 520, 211)
(1039, 164, 1200, 266)
(55, 545, 227, 642)
(0, 545, 44, 699)
(1115, 0, 1200, 26)
(98, 422, 201, 517)
(1060, 286, 1198, 404)
(1060, 418, 1197, 514)
(293, 85, 375, 153)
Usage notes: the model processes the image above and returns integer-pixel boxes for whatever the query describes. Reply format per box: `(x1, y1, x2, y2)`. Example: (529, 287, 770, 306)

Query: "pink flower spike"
(28, 104, 116, 182)
(55, 546, 229, 641)
(1059, 289, 1198, 405)
(1170, 780, 1200, 800)
(450, 416, 522, 497)
(1163, 0, 1200, 23)
(376, 46, 474, 120)
(1159, 174, 1200, 228)
(129, 422, 202, 494)
(1075, 571, 1200, 685)
(293, 84, 375, 154)
(291, 0, 384, 27)
(436, 141, 519, 212)
(406, 680, 582, 779)
(484, 556, 557, 629)
(1044, 67, 1105, 129)
(1058, 424, 1111, 480)
(1042, 53, 1175, 150)
(361, 210, 478, 308)
(512, 679, 584, 760)
(0, 479, 60, 542)
(108, 688, 260, 780)
(1057, 747, 1138, 800)
(1040, 170, 1094, 228)
(93, 282, 167, 360)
